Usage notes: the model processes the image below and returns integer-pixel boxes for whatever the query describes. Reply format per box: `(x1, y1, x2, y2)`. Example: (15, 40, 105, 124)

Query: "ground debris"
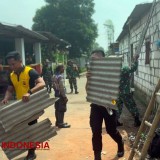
(101, 151, 106, 155)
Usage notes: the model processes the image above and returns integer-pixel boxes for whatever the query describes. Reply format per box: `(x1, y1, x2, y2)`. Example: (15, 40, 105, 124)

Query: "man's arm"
(1, 85, 14, 104)
(29, 69, 46, 94)
(30, 77, 45, 94)
(22, 69, 45, 102)
(85, 71, 91, 92)
(130, 61, 138, 73)
(129, 54, 139, 73)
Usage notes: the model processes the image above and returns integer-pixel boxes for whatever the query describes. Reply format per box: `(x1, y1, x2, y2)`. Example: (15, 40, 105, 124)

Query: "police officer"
(86, 49, 124, 160)
(116, 54, 141, 127)
(53, 65, 71, 128)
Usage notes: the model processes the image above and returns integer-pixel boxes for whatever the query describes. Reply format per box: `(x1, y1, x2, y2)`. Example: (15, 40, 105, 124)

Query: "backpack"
(148, 128, 160, 158)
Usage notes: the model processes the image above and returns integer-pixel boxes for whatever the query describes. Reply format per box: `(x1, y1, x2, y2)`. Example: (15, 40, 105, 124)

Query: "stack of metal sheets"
(0, 88, 58, 159)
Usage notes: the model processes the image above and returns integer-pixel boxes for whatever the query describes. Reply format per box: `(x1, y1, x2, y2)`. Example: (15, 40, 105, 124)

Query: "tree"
(32, 0, 98, 58)
(92, 42, 104, 51)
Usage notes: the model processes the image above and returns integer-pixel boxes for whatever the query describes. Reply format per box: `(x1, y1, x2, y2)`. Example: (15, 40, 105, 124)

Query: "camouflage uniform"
(66, 63, 79, 93)
(42, 64, 53, 93)
(117, 61, 141, 126)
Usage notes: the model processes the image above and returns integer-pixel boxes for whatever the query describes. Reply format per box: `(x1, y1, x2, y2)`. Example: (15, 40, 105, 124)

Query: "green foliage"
(41, 45, 55, 63)
(79, 67, 87, 73)
(32, 0, 98, 59)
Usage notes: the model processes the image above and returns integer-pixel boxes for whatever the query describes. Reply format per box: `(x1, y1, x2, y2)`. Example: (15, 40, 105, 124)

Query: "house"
(38, 31, 71, 65)
(0, 23, 48, 66)
(116, 1, 160, 105)
(0, 23, 70, 95)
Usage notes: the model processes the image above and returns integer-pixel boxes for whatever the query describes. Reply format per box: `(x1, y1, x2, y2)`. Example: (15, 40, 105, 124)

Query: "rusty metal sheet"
(86, 56, 123, 110)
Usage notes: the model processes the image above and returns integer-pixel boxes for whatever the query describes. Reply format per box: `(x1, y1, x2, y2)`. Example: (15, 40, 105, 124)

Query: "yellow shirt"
(10, 66, 32, 100)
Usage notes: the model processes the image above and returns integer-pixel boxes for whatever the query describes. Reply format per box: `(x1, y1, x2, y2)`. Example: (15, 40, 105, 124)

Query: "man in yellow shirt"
(1, 51, 45, 160)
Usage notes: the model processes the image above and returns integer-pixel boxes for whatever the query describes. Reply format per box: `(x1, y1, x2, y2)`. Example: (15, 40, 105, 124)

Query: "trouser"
(55, 97, 67, 125)
(116, 93, 140, 119)
(44, 77, 52, 92)
(55, 111, 64, 125)
(69, 78, 77, 91)
(90, 104, 122, 152)
(28, 119, 37, 155)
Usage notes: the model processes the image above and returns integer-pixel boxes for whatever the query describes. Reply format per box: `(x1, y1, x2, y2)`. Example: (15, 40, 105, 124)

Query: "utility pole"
(104, 20, 114, 49)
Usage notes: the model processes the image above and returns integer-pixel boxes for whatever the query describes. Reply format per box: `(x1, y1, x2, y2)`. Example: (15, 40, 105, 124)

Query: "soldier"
(66, 60, 79, 94)
(41, 59, 53, 93)
(116, 53, 141, 127)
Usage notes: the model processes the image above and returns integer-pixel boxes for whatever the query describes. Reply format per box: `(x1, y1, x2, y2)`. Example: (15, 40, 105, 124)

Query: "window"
(145, 39, 151, 64)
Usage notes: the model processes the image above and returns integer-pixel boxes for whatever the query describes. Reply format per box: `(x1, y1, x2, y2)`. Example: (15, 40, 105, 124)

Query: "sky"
(0, 0, 153, 50)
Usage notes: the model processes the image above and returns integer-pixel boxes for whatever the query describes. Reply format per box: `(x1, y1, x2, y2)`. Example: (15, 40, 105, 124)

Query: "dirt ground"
(0, 75, 146, 160)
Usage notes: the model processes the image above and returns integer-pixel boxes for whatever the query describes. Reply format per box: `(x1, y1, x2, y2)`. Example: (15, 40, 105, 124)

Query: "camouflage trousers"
(69, 78, 77, 91)
(43, 77, 52, 93)
(116, 93, 140, 119)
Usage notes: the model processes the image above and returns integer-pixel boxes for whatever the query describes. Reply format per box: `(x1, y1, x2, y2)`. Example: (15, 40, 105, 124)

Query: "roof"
(0, 23, 48, 42)
(116, 3, 152, 41)
(37, 31, 61, 43)
(38, 31, 71, 47)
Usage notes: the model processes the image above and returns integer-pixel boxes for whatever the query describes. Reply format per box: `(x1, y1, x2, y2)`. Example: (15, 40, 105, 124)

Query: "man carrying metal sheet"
(1, 51, 45, 160)
(116, 53, 141, 127)
(86, 49, 124, 160)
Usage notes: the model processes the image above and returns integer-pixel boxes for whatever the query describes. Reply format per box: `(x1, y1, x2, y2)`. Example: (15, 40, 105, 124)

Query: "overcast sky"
(0, 0, 153, 50)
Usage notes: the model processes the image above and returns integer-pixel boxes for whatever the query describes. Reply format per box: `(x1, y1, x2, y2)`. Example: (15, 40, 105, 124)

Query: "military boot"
(75, 90, 79, 94)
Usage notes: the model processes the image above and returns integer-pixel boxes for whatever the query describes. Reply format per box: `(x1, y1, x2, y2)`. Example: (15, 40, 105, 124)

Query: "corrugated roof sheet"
(0, 119, 57, 159)
(0, 89, 58, 159)
(86, 56, 122, 110)
(0, 88, 58, 132)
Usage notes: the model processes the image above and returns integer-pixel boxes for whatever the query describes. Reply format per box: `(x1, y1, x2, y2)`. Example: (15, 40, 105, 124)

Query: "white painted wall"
(118, 2, 160, 100)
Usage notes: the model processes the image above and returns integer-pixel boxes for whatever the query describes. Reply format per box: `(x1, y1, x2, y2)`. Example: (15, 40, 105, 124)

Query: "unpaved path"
(0, 75, 145, 160)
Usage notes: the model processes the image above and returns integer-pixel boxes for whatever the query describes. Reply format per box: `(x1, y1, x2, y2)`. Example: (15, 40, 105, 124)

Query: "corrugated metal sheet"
(0, 89, 58, 159)
(0, 23, 48, 41)
(1, 119, 56, 159)
(0, 88, 58, 132)
(86, 56, 122, 110)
